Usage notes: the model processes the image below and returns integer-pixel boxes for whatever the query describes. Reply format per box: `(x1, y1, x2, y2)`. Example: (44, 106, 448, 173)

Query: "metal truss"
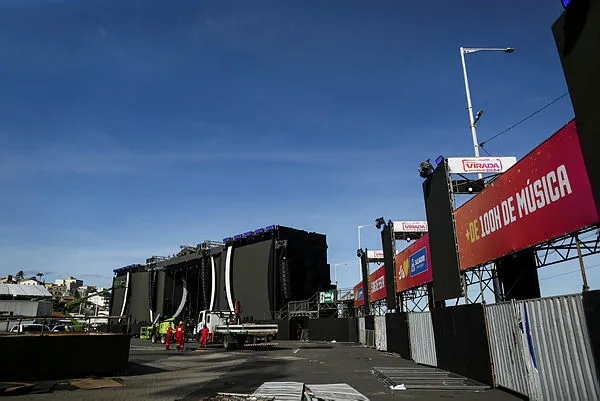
(534, 225, 600, 268)
(460, 264, 497, 305)
(401, 285, 429, 312)
(369, 299, 387, 316)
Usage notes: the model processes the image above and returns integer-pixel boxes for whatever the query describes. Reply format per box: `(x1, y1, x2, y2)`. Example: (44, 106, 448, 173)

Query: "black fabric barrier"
(431, 303, 493, 385)
(0, 334, 131, 380)
(276, 319, 291, 340)
(306, 318, 357, 342)
(385, 313, 410, 359)
(365, 315, 374, 330)
(583, 289, 600, 381)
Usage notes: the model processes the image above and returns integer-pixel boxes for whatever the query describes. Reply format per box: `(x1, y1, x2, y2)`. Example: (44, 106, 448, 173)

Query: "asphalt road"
(13, 339, 523, 400)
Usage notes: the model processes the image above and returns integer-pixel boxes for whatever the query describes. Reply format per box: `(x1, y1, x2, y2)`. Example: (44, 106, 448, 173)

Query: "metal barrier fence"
(374, 315, 387, 351)
(0, 315, 131, 335)
(358, 317, 366, 344)
(486, 301, 535, 397)
(365, 329, 375, 347)
(487, 295, 600, 401)
(408, 311, 437, 366)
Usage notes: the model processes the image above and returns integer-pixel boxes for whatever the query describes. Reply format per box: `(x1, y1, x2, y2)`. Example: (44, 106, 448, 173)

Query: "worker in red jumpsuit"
(234, 300, 242, 325)
(175, 321, 185, 351)
(199, 324, 210, 349)
(165, 323, 172, 350)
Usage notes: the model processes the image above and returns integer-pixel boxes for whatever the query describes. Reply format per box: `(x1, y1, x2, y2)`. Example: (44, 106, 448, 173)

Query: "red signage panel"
(395, 233, 433, 293)
(353, 283, 365, 307)
(368, 265, 387, 302)
(455, 120, 599, 270)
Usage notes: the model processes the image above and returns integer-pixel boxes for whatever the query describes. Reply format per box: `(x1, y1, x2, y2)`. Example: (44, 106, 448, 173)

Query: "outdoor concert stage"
(110, 226, 332, 329)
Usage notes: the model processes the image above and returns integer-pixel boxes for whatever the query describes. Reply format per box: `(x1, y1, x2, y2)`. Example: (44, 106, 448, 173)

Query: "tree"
(36, 272, 45, 284)
(15, 271, 24, 281)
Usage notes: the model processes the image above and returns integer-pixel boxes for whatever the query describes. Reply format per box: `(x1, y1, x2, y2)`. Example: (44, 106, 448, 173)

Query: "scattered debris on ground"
(69, 378, 124, 390)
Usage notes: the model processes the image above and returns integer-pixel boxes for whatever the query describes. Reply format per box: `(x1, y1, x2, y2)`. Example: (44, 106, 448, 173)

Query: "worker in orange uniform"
(165, 323, 172, 350)
(175, 321, 185, 351)
(234, 299, 242, 325)
(199, 324, 210, 349)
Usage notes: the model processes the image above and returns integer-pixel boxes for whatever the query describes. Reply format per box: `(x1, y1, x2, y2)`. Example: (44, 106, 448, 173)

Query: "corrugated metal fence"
(408, 311, 437, 366)
(486, 294, 600, 401)
(486, 301, 537, 398)
(358, 317, 366, 345)
(375, 315, 387, 351)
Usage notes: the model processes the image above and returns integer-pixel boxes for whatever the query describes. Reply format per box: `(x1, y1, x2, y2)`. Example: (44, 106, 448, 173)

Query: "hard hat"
(179, 321, 183, 325)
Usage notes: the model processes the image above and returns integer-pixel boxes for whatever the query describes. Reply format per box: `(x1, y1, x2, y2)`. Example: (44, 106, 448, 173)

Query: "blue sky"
(0, 0, 597, 296)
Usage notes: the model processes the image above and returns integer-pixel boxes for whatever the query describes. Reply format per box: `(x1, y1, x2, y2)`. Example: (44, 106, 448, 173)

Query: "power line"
(479, 92, 570, 148)
(540, 263, 600, 281)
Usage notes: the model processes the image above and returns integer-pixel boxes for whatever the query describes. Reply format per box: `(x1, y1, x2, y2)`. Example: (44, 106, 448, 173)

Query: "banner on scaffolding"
(353, 282, 365, 307)
(368, 265, 387, 302)
(395, 233, 433, 293)
(454, 120, 600, 271)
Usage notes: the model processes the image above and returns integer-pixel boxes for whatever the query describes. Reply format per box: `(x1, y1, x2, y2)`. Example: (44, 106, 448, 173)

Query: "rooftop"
(0, 284, 52, 298)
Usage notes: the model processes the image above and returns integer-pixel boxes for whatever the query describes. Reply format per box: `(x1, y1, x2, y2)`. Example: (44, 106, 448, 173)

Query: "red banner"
(353, 283, 365, 307)
(455, 120, 599, 270)
(368, 265, 387, 302)
(395, 233, 433, 293)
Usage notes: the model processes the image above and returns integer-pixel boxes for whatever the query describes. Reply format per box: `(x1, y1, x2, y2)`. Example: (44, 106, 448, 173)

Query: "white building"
(55, 277, 83, 296)
(88, 288, 110, 309)
(0, 284, 53, 324)
(19, 278, 44, 286)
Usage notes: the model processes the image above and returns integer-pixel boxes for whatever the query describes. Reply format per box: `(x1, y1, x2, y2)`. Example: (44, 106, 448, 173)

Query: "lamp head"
(504, 48, 515, 53)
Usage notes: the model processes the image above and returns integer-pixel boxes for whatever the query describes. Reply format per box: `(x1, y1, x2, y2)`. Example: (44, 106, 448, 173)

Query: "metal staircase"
(275, 289, 355, 320)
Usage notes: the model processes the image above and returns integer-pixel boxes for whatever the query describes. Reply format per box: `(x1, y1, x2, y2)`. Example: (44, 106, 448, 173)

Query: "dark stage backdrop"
(128, 271, 150, 324)
(110, 274, 127, 317)
(232, 239, 275, 321)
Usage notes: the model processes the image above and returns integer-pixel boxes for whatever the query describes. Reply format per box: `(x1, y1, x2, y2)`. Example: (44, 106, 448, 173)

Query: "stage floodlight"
(243, 231, 253, 237)
(233, 234, 243, 240)
(265, 225, 276, 231)
(222, 237, 233, 243)
(435, 155, 444, 166)
(375, 217, 386, 229)
(254, 228, 265, 234)
(419, 159, 434, 178)
(357, 249, 364, 258)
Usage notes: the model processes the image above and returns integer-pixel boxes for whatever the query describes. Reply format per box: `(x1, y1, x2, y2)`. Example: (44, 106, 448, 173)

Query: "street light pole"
(459, 46, 515, 179)
(357, 224, 376, 251)
(357, 224, 376, 282)
(334, 263, 348, 288)
(460, 47, 481, 160)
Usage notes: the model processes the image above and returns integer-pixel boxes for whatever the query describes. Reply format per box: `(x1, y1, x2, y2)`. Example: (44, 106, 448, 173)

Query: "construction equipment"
(62, 285, 120, 331)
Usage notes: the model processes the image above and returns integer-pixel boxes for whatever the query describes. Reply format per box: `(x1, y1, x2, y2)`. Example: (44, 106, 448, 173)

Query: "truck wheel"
(223, 335, 236, 351)
(151, 334, 158, 344)
(161, 334, 166, 344)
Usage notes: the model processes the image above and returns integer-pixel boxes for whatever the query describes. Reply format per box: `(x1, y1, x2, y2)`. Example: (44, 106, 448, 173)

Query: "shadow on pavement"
(124, 361, 167, 376)
(175, 358, 292, 400)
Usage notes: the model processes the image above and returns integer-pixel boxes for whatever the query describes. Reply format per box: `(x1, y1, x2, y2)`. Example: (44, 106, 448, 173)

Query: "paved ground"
(13, 339, 523, 400)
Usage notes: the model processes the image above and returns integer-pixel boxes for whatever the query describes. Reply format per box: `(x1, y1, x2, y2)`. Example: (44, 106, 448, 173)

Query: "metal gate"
(408, 311, 437, 366)
(375, 315, 387, 351)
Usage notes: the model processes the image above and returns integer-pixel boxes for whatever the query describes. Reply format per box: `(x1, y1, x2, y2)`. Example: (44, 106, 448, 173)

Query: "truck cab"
(196, 310, 233, 334)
